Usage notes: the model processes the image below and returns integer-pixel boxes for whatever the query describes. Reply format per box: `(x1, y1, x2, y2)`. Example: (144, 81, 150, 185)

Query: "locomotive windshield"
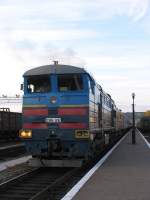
(58, 74, 83, 91)
(27, 75, 50, 93)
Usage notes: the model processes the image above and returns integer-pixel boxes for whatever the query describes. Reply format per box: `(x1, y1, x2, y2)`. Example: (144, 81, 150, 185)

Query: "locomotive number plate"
(45, 118, 61, 123)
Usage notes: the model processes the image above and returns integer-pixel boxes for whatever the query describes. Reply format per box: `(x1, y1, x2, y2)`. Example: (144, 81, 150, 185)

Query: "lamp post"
(132, 93, 136, 144)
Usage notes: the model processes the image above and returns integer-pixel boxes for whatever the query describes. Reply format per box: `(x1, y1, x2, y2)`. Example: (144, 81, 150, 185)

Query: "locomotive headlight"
(50, 96, 57, 104)
(75, 130, 90, 139)
(19, 130, 32, 138)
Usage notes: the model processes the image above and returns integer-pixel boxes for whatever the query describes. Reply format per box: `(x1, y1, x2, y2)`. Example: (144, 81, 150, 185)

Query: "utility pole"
(132, 93, 136, 144)
(53, 60, 58, 65)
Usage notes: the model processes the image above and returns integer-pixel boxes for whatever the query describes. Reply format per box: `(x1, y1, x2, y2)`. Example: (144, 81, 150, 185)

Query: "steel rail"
(0, 168, 40, 193)
(0, 167, 72, 200)
(0, 144, 26, 159)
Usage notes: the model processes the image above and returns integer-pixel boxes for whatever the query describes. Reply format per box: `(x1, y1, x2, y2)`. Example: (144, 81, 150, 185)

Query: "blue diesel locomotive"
(20, 63, 126, 167)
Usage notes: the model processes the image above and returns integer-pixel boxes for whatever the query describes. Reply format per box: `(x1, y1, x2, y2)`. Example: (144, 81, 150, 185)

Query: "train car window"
(58, 74, 83, 91)
(27, 76, 50, 93)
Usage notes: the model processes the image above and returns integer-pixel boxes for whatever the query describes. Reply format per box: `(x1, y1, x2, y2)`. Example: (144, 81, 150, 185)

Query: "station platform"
(71, 130, 150, 200)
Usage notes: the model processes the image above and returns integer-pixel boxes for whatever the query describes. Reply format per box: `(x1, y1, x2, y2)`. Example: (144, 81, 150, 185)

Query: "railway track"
(0, 167, 75, 200)
(0, 132, 127, 200)
(0, 143, 26, 160)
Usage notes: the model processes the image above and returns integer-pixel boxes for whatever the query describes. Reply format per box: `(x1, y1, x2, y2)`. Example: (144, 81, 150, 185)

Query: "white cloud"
(85, 55, 150, 70)
(0, 0, 149, 26)
(129, 0, 149, 21)
(0, 0, 150, 112)
(0, 41, 24, 96)
(10, 29, 97, 42)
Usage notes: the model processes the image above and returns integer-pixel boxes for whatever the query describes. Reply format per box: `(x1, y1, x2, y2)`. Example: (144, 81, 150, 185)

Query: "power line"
(0, 96, 22, 104)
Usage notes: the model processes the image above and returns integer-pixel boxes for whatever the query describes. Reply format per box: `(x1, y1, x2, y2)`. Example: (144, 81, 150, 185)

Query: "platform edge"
(61, 132, 129, 200)
(137, 129, 150, 149)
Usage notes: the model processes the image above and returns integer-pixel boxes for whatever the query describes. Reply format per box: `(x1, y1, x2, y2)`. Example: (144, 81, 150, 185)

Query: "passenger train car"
(20, 63, 127, 167)
(139, 111, 150, 133)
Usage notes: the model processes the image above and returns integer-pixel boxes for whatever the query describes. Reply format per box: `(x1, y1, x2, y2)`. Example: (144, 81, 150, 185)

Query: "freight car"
(0, 108, 22, 141)
(19, 63, 128, 167)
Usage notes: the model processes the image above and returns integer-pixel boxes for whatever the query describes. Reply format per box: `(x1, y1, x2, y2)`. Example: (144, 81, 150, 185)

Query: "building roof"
(23, 64, 87, 76)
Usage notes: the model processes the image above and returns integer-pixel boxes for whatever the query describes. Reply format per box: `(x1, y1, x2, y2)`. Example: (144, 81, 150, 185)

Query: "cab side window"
(88, 78, 95, 94)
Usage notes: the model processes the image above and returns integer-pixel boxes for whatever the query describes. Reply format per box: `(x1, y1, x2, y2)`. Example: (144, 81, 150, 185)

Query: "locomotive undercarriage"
(29, 139, 87, 167)
(28, 129, 121, 167)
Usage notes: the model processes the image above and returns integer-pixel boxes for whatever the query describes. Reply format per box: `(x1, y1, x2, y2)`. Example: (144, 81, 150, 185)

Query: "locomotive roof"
(23, 64, 117, 107)
(23, 64, 87, 76)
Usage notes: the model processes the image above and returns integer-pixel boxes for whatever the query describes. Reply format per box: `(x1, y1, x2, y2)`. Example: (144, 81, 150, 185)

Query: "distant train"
(19, 63, 129, 167)
(0, 108, 22, 141)
(139, 111, 150, 133)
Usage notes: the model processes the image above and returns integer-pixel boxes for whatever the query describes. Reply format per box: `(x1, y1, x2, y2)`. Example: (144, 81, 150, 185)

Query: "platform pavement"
(72, 130, 150, 200)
